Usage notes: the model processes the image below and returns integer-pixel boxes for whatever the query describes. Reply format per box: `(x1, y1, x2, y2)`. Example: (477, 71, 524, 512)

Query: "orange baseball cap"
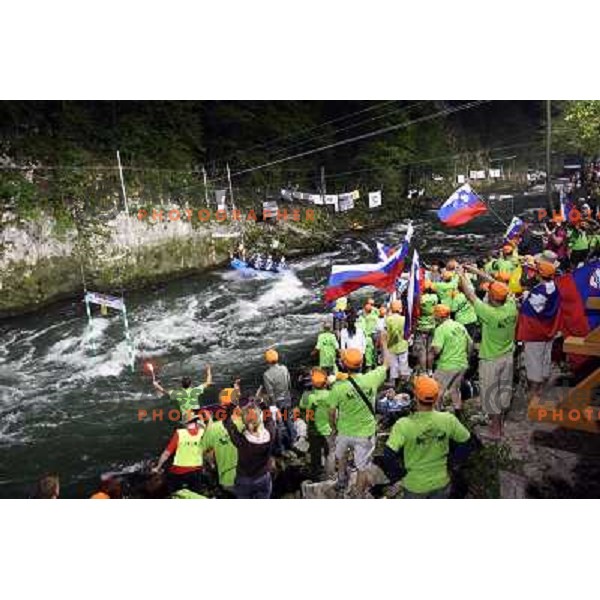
(90, 492, 110, 499)
(489, 281, 509, 302)
(413, 375, 440, 403)
(495, 271, 511, 283)
(264, 349, 279, 364)
(342, 348, 363, 370)
(537, 261, 556, 278)
(433, 304, 451, 318)
(219, 388, 236, 405)
(311, 368, 328, 388)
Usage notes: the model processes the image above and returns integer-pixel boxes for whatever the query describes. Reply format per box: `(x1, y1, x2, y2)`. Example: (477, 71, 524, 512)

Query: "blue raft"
(230, 258, 289, 278)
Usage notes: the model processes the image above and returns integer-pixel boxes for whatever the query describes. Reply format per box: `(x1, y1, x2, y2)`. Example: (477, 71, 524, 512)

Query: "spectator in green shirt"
(299, 368, 335, 480)
(430, 304, 473, 415)
(357, 301, 380, 371)
(383, 375, 471, 498)
(433, 270, 459, 306)
(313, 321, 339, 374)
(381, 299, 411, 386)
(413, 280, 439, 372)
(329, 347, 389, 497)
(153, 366, 212, 416)
(459, 270, 517, 440)
(449, 289, 479, 340)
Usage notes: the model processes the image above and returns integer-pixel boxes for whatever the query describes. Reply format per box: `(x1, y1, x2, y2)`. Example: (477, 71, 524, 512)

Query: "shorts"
(523, 340, 553, 383)
(335, 435, 375, 471)
(388, 351, 411, 379)
(434, 369, 466, 400)
(413, 331, 433, 354)
(479, 354, 514, 415)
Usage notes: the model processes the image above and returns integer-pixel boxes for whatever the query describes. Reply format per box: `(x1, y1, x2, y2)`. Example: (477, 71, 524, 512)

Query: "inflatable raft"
(230, 258, 289, 277)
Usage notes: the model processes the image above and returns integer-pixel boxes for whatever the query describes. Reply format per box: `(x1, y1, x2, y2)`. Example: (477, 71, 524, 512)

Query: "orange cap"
(413, 375, 440, 403)
(423, 280, 434, 292)
(433, 304, 451, 318)
(311, 368, 328, 388)
(219, 388, 236, 405)
(379, 306, 387, 316)
(537, 261, 556, 278)
(502, 244, 513, 254)
(342, 348, 363, 370)
(390, 299, 402, 313)
(495, 271, 511, 283)
(552, 214, 564, 224)
(90, 492, 110, 499)
(264, 349, 279, 364)
(489, 281, 509, 302)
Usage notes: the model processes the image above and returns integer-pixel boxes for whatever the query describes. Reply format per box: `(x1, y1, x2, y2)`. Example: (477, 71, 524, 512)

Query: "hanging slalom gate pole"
(116, 150, 136, 372)
(226, 163, 236, 211)
(202, 166, 209, 207)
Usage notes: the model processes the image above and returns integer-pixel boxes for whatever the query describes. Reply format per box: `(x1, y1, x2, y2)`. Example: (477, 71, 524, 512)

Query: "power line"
(209, 100, 402, 167)
(216, 101, 492, 182)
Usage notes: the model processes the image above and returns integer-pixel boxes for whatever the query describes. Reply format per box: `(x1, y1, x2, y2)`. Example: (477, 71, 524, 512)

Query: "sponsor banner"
(339, 198, 354, 212)
(368, 190, 382, 208)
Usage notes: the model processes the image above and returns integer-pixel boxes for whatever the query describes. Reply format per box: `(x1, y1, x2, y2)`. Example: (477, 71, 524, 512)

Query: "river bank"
(0, 198, 416, 319)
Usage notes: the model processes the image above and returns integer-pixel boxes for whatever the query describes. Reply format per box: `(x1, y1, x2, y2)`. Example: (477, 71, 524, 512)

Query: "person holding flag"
(381, 300, 411, 387)
(516, 261, 560, 405)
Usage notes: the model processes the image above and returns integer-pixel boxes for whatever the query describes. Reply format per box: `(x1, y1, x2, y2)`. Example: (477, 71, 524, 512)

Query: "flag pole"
(473, 188, 508, 227)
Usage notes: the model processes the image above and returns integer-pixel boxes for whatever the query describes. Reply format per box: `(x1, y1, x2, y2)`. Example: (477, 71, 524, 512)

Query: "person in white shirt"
(339, 314, 367, 359)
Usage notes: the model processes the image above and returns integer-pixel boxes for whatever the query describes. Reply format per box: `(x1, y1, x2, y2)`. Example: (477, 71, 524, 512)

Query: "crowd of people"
(32, 196, 600, 500)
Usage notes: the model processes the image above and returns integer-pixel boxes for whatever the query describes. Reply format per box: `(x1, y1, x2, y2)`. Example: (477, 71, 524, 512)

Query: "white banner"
(368, 190, 382, 208)
(308, 194, 323, 204)
(215, 189, 227, 210)
(325, 194, 339, 211)
(339, 198, 354, 212)
(263, 201, 278, 217)
(489, 168, 501, 178)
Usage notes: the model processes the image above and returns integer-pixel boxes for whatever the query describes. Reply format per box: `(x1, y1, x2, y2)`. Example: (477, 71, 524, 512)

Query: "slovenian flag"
(404, 250, 422, 339)
(504, 216, 525, 243)
(375, 241, 394, 263)
(437, 183, 488, 227)
(516, 281, 561, 342)
(324, 240, 410, 303)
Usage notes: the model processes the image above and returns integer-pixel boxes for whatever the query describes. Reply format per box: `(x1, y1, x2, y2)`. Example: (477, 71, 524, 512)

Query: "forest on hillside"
(0, 100, 597, 226)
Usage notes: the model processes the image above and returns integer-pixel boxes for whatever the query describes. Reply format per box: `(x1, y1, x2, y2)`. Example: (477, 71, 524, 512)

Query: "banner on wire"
(457, 174, 466, 184)
(263, 200, 278, 218)
(469, 170, 486, 180)
(215, 189, 227, 211)
(309, 194, 324, 205)
(489, 168, 502, 178)
(368, 191, 382, 208)
(339, 197, 354, 212)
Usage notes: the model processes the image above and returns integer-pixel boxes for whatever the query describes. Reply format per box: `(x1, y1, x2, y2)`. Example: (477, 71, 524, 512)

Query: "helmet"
(311, 368, 328, 388)
(390, 299, 402, 313)
(413, 375, 440, 403)
(342, 348, 363, 370)
(489, 281, 509, 302)
(264, 349, 279, 364)
(537, 261, 556, 278)
(433, 304, 451, 318)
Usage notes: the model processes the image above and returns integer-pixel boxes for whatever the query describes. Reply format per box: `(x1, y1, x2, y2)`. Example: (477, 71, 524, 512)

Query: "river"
(0, 193, 546, 498)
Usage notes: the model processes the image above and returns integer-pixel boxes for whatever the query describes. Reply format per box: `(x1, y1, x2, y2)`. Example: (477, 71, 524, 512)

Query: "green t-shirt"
(434, 280, 458, 305)
(385, 314, 408, 354)
(473, 298, 517, 360)
(386, 411, 470, 494)
(169, 385, 206, 412)
(329, 366, 387, 437)
(316, 331, 339, 368)
(299, 388, 333, 436)
(201, 417, 242, 487)
(432, 319, 471, 371)
(451, 291, 478, 326)
(358, 310, 380, 337)
(417, 293, 439, 332)
(494, 257, 518, 274)
(568, 228, 589, 251)
(170, 489, 207, 499)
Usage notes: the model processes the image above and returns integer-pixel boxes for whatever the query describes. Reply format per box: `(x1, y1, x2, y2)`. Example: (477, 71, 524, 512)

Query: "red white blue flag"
(437, 184, 487, 227)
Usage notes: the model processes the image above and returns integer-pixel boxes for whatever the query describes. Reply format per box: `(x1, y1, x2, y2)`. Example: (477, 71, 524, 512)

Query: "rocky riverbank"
(0, 198, 415, 318)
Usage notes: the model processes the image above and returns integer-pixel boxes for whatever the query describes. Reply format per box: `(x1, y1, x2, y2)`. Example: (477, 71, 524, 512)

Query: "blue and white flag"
(504, 216, 525, 242)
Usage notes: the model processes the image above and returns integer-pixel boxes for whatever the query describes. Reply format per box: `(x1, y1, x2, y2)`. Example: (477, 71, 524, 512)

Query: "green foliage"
(555, 100, 600, 156)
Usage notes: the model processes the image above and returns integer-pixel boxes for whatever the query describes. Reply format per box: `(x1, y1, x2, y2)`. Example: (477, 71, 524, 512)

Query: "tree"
(555, 101, 600, 157)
